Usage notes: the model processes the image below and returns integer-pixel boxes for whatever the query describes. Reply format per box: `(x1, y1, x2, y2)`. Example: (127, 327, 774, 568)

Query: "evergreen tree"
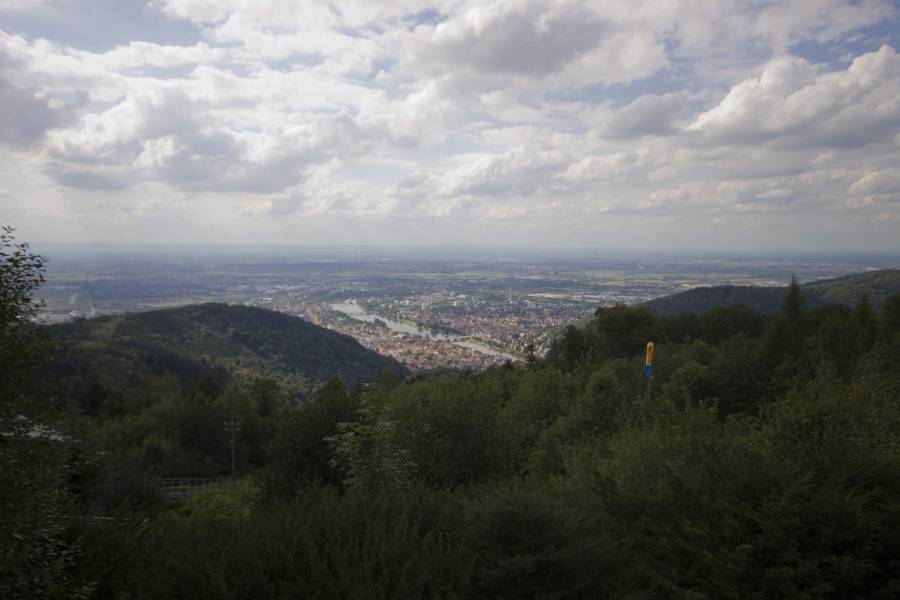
(783, 274, 805, 324)
(854, 292, 878, 351)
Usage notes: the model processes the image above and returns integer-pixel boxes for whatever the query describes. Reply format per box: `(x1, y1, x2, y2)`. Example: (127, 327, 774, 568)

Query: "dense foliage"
(1, 226, 51, 399)
(5, 235, 900, 598)
(1, 228, 90, 599)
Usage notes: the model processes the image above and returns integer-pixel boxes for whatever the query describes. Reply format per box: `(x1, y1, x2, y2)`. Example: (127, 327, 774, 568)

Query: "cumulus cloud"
(689, 46, 900, 149)
(851, 169, 900, 195)
(402, 0, 667, 90)
(416, 2, 605, 77)
(849, 169, 900, 206)
(438, 145, 566, 197)
(564, 151, 648, 183)
(2, 0, 899, 250)
(0, 73, 68, 147)
(83, 41, 227, 71)
(0, 33, 84, 147)
(0, 0, 58, 12)
(44, 82, 379, 192)
(603, 93, 688, 139)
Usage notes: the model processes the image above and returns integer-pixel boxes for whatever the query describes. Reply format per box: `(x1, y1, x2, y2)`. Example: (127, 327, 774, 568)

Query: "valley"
(36, 247, 898, 370)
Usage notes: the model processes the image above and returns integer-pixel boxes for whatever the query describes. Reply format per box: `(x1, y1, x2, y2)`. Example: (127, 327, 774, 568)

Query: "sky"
(2, 0, 900, 252)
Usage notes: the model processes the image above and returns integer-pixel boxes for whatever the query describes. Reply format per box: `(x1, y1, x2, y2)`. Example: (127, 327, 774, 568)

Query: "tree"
(547, 325, 590, 372)
(249, 377, 281, 418)
(1, 226, 49, 399)
(0, 226, 44, 330)
(261, 378, 357, 497)
(1, 227, 91, 598)
(881, 295, 900, 361)
(329, 389, 416, 490)
(760, 276, 808, 375)
(853, 292, 878, 352)
(881, 294, 900, 340)
(783, 274, 805, 325)
(593, 304, 659, 361)
(698, 304, 766, 344)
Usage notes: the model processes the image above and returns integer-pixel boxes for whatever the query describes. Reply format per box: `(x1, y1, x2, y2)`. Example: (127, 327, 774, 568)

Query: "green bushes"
(31, 282, 900, 597)
(77, 484, 472, 600)
(460, 484, 636, 599)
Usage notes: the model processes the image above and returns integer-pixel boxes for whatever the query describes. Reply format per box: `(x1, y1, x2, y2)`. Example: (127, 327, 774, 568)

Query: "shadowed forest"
(4, 229, 900, 599)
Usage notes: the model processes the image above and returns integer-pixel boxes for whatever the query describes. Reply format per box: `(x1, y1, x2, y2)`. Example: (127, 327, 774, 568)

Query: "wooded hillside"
(644, 268, 900, 314)
(46, 302, 406, 402)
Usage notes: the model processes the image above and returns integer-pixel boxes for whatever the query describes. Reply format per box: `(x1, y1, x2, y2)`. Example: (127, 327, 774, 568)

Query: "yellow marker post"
(644, 341, 654, 378)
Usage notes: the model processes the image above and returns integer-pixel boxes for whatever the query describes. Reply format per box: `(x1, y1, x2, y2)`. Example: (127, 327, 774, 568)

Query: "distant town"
(35, 248, 898, 371)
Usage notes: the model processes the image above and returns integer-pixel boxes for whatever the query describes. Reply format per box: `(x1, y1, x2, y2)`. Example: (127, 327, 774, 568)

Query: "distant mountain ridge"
(643, 269, 900, 315)
(47, 303, 406, 400)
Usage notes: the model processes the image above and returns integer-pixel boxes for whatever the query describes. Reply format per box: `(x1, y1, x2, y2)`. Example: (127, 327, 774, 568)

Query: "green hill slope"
(47, 303, 405, 400)
(644, 268, 900, 315)
(805, 268, 900, 305)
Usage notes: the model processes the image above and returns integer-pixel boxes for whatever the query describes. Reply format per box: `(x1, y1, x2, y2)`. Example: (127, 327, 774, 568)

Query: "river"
(330, 300, 518, 361)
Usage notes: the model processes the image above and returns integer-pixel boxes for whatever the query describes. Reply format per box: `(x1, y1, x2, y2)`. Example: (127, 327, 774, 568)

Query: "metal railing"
(152, 477, 235, 498)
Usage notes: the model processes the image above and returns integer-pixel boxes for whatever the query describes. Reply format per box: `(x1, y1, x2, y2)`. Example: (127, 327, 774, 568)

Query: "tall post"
(644, 341, 655, 379)
(224, 418, 241, 477)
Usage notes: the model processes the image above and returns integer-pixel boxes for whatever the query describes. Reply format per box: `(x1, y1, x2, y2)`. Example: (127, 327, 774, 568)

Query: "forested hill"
(46, 303, 406, 400)
(10, 252, 900, 597)
(644, 268, 900, 315)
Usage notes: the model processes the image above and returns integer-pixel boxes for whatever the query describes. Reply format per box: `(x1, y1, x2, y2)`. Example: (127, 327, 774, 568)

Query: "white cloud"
(601, 93, 688, 139)
(851, 169, 900, 195)
(437, 145, 565, 197)
(849, 168, 900, 206)
(0, 0, 58, 11)
(563, 151, 647, 183)
(84, 41, 228, 71)
(1, 1, 899, 250)
(689, 46, 900, 149)
(401, 0, 667, 90)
